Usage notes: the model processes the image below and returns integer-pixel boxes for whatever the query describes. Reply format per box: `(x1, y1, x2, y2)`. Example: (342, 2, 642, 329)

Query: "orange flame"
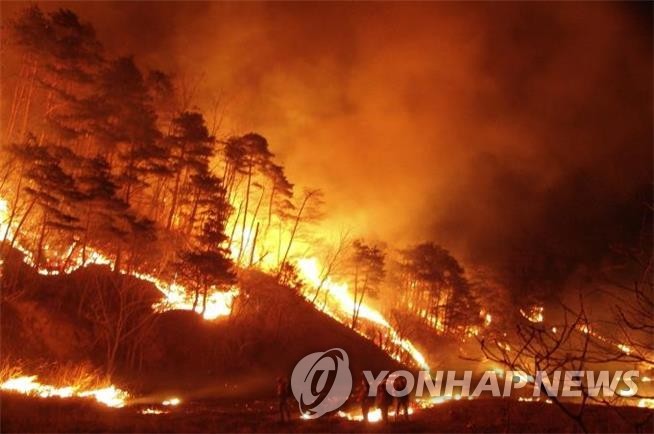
(0, 374, 129, 407)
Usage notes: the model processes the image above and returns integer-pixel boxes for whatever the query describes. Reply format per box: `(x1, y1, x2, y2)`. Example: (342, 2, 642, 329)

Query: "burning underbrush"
(0, 363, 129, 408)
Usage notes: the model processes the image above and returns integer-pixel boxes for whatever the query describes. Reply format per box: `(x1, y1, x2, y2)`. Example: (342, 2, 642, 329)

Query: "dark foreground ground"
(1, 392, 652, 433)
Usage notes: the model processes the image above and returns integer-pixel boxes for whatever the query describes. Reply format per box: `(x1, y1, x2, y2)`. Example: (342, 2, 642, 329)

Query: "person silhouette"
(277, 376, 291, 423)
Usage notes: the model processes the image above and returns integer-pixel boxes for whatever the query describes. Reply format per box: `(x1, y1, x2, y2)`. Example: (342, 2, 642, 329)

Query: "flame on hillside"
(0, 374, 129, 408)
(0, 198, 237, 320)
(520, 306, 642, 359)
(1, 195, 428, 369)
(297, 257, 429, 370)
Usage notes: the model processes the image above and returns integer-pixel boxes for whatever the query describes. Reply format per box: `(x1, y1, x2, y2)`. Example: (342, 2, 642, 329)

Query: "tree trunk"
(148, 177, 165, 222)
(192, 287, 200, 313)
(20, 61, 37, 140)
(227, 201, 242, 254)
(279, 192, 312, 275)
(311, 241, 346, 304)
(167, 168, 183, 229)
(354, 288, 367, 330)
(35, 211, 48, 268)
(114, 247, 123, 274)
(277, 220, 283, 265)
(3, 167, 27, 243)
(61, 241, 79, 273)
(265, 186, 276, 239)
(201, 286, 208, 316)
(245, 187, 265, 261)
(237, 163, 253, 262)
(249, 222, 259, 266)
(9, 198, 36, 249)
(82, 204, 92, 264)
(186, 186, 201, 235)
(352, 268, 359, 329)
(6, 57, 27, 140)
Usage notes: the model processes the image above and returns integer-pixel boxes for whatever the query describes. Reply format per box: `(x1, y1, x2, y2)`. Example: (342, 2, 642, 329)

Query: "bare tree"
(481, 289, 654, 434)
(81, 273, 158, 377)
(310, 230, 351, 304)
(606, 246, 654, 365)
(481, 299, 595, 433)
(278, 188, 323, 275)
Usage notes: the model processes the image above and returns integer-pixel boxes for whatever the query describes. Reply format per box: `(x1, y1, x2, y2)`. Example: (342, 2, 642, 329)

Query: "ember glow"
(519, 306, 544, 324)
(162, 397, 181, 406)
(338, 406, 415, 423)
(141, 408, 166, 415)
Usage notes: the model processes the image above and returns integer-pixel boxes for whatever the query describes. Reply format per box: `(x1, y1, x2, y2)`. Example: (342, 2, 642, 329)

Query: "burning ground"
(0, 2, 653, 433)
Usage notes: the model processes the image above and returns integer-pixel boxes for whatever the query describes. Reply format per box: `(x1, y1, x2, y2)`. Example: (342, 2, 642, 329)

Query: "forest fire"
(0, 196, 237, 320)
(2, 190, 421, 362)
(0, 2, 652, 433)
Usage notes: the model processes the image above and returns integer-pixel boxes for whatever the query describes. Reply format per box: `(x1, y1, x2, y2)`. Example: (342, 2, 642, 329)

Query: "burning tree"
(74, 156, 129, 265)
(5, 141, 81, 267)
(277, 188, 324, 273)
(175, 171, 235, 316)
(164, 111, 214, 231)
(394, 242, 480, 334)
(222, 133, 273, 263)
(308, 229, 351, 306)
(5, 6, 104, 145)
(348, 239, 386, 330)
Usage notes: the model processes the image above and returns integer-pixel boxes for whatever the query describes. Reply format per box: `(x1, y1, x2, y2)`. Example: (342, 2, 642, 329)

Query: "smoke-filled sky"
(3, 2, 652, 287)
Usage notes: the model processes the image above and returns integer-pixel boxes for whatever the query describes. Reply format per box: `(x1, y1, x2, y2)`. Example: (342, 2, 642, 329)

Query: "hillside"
(1, 247, 402, 398)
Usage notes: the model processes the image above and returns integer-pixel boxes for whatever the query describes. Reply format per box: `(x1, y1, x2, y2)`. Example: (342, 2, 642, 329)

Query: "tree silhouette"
(176, 174, 234, 315)
(17, 143, 81, 267)
(165, 111, 214, 230)
(397, 242, 480, 333)
(349, 239, 386, 329)
(85, 56, 162, 204)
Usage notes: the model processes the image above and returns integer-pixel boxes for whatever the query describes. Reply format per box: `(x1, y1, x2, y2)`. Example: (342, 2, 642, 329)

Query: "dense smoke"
(2, 2, 651, 296)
